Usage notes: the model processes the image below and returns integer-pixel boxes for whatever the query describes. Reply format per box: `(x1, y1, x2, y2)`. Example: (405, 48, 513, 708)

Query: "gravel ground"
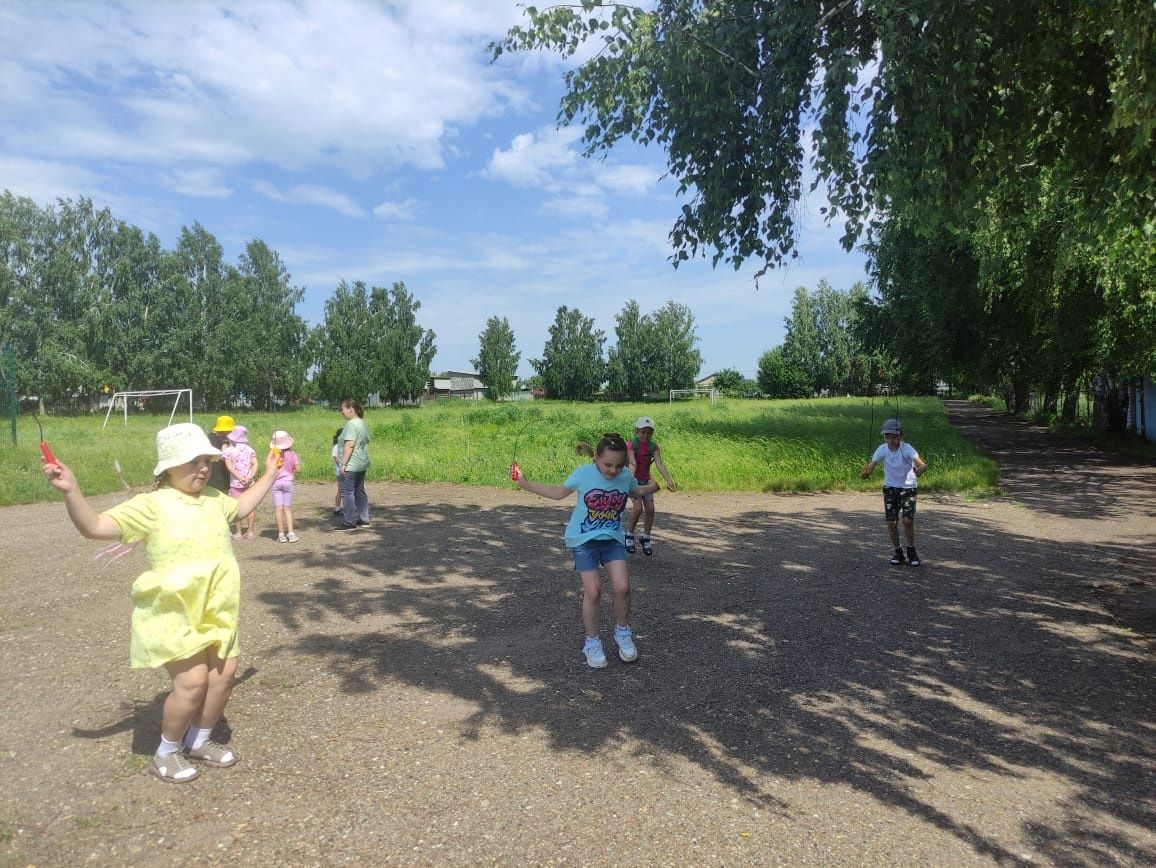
(2, 401, 1153, 866)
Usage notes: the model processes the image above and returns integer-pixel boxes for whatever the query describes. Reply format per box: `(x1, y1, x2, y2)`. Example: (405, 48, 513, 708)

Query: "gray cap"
(880, 418, 903, 435)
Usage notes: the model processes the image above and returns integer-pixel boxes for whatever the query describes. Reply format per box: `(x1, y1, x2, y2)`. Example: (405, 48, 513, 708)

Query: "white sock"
(184, 726, 213, 751)
(156, 735, 184, 758)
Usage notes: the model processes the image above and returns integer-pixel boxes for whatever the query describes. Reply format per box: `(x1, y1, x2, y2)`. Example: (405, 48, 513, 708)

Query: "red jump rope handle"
(40, 441, 58, 465)
(510, 462, 521, 482)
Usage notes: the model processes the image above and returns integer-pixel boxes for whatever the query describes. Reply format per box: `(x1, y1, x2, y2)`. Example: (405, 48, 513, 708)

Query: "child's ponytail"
(577, 433, 627, 458)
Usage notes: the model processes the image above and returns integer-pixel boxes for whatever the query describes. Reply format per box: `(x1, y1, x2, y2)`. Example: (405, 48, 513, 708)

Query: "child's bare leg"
(902, 518, 916, 546)
(887, 521, 901, 548)
(642, 499, 656, 536)
(162, 653, 210, 743)
(626, 500, 643, 534)
(284, 506, 294, 535)
(579, 569, 602, 636)
(605, 560, 631, 627)
(196, 647, 237, 733)
(274, 506, 285, 535)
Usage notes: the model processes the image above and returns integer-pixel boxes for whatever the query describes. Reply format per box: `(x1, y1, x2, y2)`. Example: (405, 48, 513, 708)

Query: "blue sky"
(0, 0, 867, 379)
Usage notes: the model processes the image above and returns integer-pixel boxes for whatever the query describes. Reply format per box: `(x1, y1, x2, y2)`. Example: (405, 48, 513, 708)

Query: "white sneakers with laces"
(582, 638, 607, 669)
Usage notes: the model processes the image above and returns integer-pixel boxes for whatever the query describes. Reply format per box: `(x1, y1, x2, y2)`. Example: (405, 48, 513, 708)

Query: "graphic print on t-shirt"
(580, 487, 630, 535)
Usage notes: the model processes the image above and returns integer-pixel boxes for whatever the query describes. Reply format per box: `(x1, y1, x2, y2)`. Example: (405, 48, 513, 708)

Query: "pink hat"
(226, 425, 249, 444)
(269, 430, 294, 450)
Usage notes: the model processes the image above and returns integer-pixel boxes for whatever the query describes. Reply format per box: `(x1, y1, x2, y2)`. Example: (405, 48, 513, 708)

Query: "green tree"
(233, 240, 308, 408)
(606, 300, 649, 399)
(472, 316, 520, 401)
(496, 2, 1155, 421)
(781, 281, 873, 396)
(650, 300, 703, 393)
(374, 282, 436, 405)
(161, 223, 238, 408)
(712, 368, 744, 395)
(757, 346, 809, 399)
(313, 281, 377, 404)
(532, 306, 606, 400)
(607, 299, 702, 398)
(495, 2, 1154, 278)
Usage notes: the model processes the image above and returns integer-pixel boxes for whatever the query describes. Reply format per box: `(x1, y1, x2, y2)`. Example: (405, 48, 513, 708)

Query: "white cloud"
(483, 128, 583, 188)
(166, 168, 233, 199)
(591, 162, 662, 196)
(372, 199, 419, 221)
(252, 180, 365, 217)
(0, 0, 532, 176)
(0, 155, 107, 204)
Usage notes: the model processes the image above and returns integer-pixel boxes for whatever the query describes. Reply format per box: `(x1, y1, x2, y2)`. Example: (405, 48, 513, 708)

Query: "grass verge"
(1, 397, 996, 506)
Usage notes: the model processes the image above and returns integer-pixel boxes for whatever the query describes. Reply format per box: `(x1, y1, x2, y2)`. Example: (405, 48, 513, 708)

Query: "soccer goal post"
(669, 388, 719, 404)
(102, 389, 194, 428)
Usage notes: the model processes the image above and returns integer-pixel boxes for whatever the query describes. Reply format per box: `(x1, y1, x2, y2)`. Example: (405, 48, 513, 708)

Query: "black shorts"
(883, 486, 917, 522)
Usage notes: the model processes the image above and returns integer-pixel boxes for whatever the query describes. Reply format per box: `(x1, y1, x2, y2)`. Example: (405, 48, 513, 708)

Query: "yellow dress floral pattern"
(104, 487, 241, 668)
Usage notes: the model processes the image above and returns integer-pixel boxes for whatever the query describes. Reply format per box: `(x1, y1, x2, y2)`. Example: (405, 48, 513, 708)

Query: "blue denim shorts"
(571, 538, 627, 572)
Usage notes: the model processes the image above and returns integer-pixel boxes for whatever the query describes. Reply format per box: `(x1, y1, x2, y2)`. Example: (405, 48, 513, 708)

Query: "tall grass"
(0, 397, 998, 506)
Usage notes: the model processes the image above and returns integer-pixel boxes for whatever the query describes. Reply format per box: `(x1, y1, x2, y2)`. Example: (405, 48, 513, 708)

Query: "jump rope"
(37, 409, 142, 566)
(34, 411, 59, 466)
(865, 378, 916, 475)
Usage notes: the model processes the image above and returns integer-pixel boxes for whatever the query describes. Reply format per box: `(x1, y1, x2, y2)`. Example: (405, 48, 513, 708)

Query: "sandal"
(624, 533, 636, 554)
(186, 739, 238, 768)
(641, 536, 653, 556)
(150, 751, 199, 783)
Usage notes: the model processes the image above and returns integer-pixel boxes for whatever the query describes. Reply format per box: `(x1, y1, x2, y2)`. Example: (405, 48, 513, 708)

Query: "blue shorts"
(631, 490, 655, 504)
(571, 538, 627, 572)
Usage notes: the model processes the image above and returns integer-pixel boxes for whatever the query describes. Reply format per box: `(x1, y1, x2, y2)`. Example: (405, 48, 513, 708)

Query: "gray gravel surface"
(2, 401, 1153, 866)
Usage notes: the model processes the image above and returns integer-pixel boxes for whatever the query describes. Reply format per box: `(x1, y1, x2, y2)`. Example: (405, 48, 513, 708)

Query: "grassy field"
(0, 397, 998, 506)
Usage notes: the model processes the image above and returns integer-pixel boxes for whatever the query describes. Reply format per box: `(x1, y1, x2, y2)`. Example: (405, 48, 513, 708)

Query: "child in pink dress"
(224, 425, 257, 539)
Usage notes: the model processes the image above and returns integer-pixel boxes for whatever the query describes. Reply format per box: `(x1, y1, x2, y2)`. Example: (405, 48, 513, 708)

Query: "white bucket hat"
(635, 416, 655, 430)
(153, 423, 221, 476)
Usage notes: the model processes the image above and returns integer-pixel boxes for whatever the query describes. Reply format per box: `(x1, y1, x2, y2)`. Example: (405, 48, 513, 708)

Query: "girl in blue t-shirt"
(512, 433, 658, 669)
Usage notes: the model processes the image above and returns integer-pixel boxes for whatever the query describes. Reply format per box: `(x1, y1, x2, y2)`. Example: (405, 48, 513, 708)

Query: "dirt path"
(2, 406, 1154, 866)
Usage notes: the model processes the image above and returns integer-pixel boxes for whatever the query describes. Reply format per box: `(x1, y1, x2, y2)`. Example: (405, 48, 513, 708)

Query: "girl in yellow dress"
(44, 423, 278, 783)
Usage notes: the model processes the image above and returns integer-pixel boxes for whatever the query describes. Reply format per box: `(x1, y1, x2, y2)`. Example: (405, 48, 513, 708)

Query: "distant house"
(696, 374, 717, 388)
(426, 372, 524, 401)
(427, 372, 486, 401)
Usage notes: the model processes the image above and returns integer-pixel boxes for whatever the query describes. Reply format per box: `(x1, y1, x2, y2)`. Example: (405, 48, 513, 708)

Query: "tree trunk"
(1061, 391, 1079, 423)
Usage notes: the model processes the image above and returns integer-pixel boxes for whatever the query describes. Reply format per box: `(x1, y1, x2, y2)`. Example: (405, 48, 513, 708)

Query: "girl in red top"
(625, 416, 677, 555)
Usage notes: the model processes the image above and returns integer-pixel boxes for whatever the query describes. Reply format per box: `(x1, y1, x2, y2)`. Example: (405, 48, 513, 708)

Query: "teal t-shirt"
(562, 463, 638, 548)
(341, 417, 370, 473)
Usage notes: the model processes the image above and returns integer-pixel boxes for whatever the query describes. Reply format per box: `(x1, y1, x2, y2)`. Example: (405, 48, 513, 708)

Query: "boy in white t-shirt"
(860, 418, 928, 565)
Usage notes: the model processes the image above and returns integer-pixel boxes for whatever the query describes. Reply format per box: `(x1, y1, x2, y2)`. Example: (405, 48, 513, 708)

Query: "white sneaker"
(286, 532, 299, 543)
(614, 625, 638, 662)
(582, 638, 607, 669)
(277, 533, 288, 543)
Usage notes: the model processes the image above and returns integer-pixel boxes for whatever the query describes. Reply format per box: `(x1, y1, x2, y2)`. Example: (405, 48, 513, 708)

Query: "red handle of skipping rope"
(510, 461, 520, 482)
(40, 441, 59, 465)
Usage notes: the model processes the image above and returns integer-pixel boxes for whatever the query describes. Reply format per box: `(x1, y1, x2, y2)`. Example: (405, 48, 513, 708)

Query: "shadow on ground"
(945, 400, 1156, 521)
(247, 494, 1154, 867)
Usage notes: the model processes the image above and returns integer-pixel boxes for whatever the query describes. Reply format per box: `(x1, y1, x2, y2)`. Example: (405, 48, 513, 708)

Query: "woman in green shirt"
(336, 398, 371, 529)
